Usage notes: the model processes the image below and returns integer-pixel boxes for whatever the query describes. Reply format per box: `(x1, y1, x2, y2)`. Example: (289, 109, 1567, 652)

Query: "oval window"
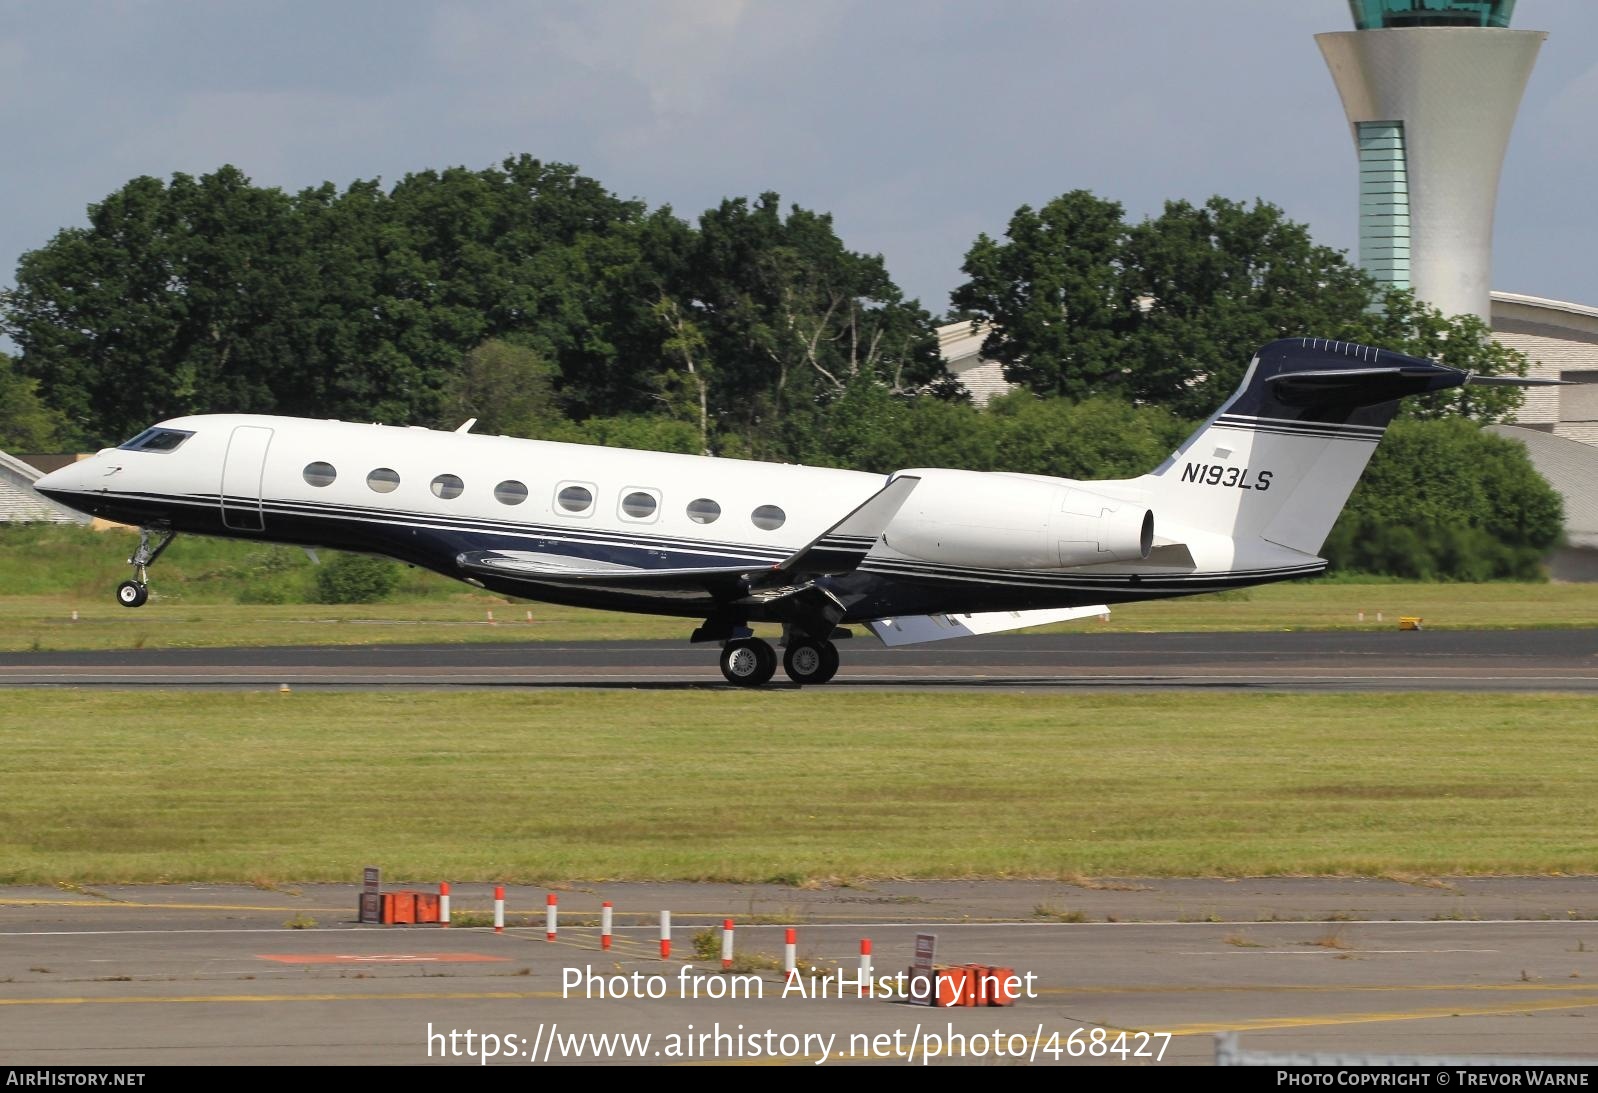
(303, 462, 337, 487)
(494, 480, 528, 506)
(751, 504, 786, 531)
(557, 485, 593, 513)
(430, 474, 464, 500)
(686, 498, 721, 525)
(366, 467, 400, 494)
(621, 491, 658, 519)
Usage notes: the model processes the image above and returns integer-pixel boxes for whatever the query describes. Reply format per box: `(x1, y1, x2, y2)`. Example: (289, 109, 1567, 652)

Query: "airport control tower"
(1317, 1, 1545, 320)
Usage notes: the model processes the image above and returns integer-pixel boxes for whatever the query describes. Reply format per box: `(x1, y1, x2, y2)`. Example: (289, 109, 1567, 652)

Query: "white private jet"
(33, 338, 1535, 686)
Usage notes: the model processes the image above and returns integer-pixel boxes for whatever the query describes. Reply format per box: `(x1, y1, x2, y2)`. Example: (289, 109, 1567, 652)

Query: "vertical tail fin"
(1142, 338, 1470, 555)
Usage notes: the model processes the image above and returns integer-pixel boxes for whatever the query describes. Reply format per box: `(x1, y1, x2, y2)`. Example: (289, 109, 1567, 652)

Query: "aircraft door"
(220, 426, 274, 531)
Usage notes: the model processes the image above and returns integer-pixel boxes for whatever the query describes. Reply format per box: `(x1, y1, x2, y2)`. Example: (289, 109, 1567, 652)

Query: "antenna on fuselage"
(455, 418, 478, 434)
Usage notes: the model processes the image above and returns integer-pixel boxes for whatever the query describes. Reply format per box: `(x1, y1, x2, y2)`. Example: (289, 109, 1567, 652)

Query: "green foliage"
(1, 159, 659, 444)
(436, 339, 562, 438)
(1121, 197, 1374, 415)
(692, 928, 721, 960)
(313, 552, 402, 605)
(984, 392, 1188, 480)
(951, 191, 1523, 421)
(0, 350, 70, 451)
(952, 191, 1136, 402)
(1350, 289, 1530, 422)
(1, 164, 953, 456)
(538, 414, 703, 455)
(1323, 420, 1563, 580)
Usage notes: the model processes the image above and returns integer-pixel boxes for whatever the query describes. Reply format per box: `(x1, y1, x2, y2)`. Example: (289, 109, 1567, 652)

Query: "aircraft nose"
(33, 465, 67, 493)
(33, 461, 89, 499)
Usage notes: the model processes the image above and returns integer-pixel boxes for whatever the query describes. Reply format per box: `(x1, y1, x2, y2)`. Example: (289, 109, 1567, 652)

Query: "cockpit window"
(118, 428, 195, 453)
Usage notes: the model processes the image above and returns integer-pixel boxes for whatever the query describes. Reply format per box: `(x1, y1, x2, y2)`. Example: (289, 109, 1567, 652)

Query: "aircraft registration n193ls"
(32, 338, 1548, 686)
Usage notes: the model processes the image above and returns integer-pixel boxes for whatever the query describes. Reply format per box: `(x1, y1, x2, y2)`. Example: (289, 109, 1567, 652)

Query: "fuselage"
(33, 413, 1284, 624)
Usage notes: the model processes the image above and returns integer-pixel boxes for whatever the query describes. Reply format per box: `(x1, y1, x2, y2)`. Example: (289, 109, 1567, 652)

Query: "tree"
(1, 158, 659, 445)
(0, 351, 70, 451)
(1322, 419, 1562, 579)
(950, 190, 1136, 401)
(435, 339, 561, 438)
(672, 193, 945, 458)
(1121, 197, 1374, 415)
(1351, 289, 1530, 423)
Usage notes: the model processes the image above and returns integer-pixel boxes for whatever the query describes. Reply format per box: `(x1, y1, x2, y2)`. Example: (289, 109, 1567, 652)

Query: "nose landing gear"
(116, 528, 175, 609)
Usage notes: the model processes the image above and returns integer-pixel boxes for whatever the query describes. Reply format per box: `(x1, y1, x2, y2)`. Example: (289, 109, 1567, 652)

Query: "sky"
(3, 0, 1598, 332)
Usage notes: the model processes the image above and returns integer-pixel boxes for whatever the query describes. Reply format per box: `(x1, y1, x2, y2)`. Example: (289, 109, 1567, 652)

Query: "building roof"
(1491, 291, 1598, 323)
(0, 450, 90, 525)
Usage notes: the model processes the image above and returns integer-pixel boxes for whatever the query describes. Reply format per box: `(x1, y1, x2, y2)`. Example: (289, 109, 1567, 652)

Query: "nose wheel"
(719, 638, 778, 686)
(115, 528, 175, 609)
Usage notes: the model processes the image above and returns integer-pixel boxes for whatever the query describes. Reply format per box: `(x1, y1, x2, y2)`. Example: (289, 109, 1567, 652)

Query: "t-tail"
(1136, 337, 1538, 560)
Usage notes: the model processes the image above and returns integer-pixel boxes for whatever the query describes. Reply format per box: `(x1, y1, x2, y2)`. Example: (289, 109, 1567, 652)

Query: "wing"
(454, 475, 921, 595)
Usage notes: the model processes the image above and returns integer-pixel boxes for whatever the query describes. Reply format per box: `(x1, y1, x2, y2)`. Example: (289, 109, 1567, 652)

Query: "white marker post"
(439, 881, 450, 928)
(858, 938, 872, 998)
(600, 901, 613, 951)
(721, 919, 734, 970)
(546, 893, 558, 942)
(494, 885, 505, 934)
(784, 928, 797, 977)
(659, 910, 671, 960)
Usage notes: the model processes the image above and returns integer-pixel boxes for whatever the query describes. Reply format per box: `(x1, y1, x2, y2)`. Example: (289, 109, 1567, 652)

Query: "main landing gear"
(714, 633, 841, 687)
(116, 528, 175, 609)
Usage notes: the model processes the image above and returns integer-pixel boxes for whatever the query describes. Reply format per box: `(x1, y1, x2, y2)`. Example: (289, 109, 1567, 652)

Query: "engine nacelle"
(882, 468, 1154, 570)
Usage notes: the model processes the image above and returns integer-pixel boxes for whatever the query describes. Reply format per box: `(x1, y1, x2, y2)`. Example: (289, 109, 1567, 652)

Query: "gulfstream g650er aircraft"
(33, 338, 1535, 686)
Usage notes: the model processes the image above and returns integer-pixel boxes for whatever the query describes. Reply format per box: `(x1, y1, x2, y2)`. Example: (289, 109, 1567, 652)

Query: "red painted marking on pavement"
(256, 953, 509, 964)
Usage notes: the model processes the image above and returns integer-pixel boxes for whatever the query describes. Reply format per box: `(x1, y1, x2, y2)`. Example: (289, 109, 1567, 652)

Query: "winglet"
(768, 474, 920, 579)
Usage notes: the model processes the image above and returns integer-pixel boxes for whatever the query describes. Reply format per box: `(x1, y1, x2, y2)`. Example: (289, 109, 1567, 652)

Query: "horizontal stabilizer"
(1265, 365, 1468, 407)
(865, 605, 1109, 647)
(1465, 374, 1570, 387)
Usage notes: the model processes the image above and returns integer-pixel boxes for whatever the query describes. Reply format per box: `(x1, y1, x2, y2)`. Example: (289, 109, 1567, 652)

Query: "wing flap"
(865, 605, 1110, 647)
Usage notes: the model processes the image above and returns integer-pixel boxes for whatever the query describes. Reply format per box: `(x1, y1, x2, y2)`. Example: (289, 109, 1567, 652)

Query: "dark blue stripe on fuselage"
(40, 487, 1326, 622)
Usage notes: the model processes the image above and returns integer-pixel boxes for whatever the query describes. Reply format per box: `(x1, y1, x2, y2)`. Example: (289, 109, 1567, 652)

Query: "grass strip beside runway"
(3, 580, 1596, 653)
(1, 690, 1593, 883)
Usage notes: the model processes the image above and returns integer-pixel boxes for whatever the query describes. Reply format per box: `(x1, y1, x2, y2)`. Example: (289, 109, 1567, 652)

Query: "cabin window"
(751, 504, 786, 531)
(495, 480, 529, 506)
(430, 473, 464, 500)
(556, 483, 594, 515)
(302, 462, 337, 487)
(620, 489, 659, 521)
(686, 498, 721, 525)
(119, 427, 195, 453)
(366, 467, 401, 494)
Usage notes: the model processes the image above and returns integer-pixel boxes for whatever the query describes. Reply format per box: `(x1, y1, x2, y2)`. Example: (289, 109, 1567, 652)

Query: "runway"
(4, 879, 1598, 1066)
(1, 629, 1596, 691)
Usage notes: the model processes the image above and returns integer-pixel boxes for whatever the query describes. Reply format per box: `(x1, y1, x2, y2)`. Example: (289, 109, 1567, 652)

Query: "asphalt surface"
(1, 629, 1596, 691)
(5, 880, 1598, 1067)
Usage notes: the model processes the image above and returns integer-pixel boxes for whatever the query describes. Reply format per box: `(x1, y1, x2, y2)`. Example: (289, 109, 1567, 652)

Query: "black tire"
(720, 638, 777, 686)
(116, 580, 149, 608)
(783, 639, 839, 685)
(813, 639, 840, 684)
